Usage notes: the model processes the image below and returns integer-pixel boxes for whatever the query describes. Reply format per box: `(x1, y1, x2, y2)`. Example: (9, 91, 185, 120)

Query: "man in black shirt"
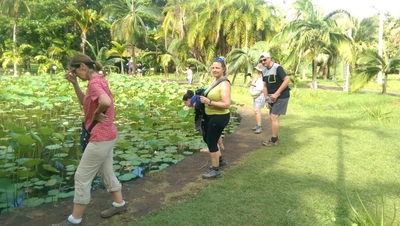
(259, 52, 290, 146)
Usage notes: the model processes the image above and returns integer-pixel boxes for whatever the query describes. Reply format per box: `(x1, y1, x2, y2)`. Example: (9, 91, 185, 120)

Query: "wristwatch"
(208, 100, 212, 106)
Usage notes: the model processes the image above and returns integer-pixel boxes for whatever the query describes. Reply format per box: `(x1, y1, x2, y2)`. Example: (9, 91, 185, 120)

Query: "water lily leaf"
(29, 131, 42, 144)
(47, 189, 60, 196)
(167, 135, 181, 144)
(16, 170, 35, 178)
(45, 196, 58, 203)
(52, 133, 64, 141)
(34, 180, 46, 186)
(42, 164, 60, 173)
(15, 135, 36, 146)
(178, 109, 189, 118)
(23, 159, 42, 168)
(159, 163, 169, 170)
(118, 141, 132, 149)
(37, 127, 54, 136)
(0, 178, 14, 192)
(183, 151, 193, 155)
(4, 122, 26, 134)
(147, 140, 162, 149)
(118, 173, 136, 181)
(21, 197, 45, 207)
(45, 179, 58, 186)
(59, 191, 74, 198)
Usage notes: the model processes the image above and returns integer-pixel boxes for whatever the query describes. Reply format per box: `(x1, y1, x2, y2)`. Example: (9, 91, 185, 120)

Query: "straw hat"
(254, 63, 264, 72)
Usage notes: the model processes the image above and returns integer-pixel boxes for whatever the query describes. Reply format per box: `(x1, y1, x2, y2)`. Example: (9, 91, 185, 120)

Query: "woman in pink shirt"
(53, 54, 126, 226)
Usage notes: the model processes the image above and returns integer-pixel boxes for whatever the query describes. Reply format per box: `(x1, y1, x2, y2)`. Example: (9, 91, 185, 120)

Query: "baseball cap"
(260, 52, 271, 58)
(254, 63, 264, 72)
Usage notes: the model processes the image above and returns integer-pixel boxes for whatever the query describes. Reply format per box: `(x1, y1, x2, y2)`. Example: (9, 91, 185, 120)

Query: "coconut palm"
(0, 0, 30, 76)
(351, 50, 400, 94)
(226, 41, 269, 85)
(62, 5, 107, 54)
(103, 0, 160, 75)
(276, 0, 352, 89)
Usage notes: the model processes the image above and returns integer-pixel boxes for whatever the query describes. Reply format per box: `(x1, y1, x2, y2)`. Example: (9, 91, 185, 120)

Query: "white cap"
(260, 52, 271, 58)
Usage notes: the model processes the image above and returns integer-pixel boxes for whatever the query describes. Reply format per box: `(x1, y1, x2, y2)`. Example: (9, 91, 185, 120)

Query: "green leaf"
(29, 131, 43, 144)
(23, 158, 42, 168)
(118, 173, 137, 181)
(15, 135, 36, 146)
(52, 133, 64, 141)
(21, 197, 45, 207)
(16, 170, 35, 178)
(59, 191, 74, 198)
(45, 178, 58, 186)
(42, 164, 60, 173)
(0, 178, 14, 192)
(4, 123, 26, 134)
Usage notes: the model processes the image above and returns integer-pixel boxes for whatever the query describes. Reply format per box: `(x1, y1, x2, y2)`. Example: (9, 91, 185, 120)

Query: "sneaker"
(100, 204, 127, 218)
(209, 158, 228, 170)
(254, 126, 262, 134)
(251, 125, 258, 131)
(52, 220, 81, 226)
(262, 139, 279, 146)
(202, 169, 222, 179)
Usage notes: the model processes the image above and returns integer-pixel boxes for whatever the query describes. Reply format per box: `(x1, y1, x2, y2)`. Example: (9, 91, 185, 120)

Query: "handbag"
(80, 110, 106, 153)
(80, 121, 98, 153)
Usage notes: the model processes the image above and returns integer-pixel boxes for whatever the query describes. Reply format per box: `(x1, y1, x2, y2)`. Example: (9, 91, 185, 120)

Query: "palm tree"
(276, 0, 352, 89)
(0, 0, 30, 76)
(103, 0, 160, 75)
(351, 50, 400, 94)
(107, 41, 128, 74)
(62, 5, 107, 54)
(47, 33, 79, 67)
(226, 41, 269, 85)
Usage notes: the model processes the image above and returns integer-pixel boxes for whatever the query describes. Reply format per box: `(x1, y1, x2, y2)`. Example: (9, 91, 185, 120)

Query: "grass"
(124, 86, 400, 225)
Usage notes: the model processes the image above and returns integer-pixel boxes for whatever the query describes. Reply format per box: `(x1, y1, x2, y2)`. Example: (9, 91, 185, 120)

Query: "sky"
(269, 0, 400, 19)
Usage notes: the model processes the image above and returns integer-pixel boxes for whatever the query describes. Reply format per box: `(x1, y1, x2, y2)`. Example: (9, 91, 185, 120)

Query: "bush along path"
(1, 106, 269, 226)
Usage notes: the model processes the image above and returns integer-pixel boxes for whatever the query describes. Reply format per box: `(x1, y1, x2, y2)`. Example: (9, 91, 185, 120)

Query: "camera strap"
(204, 77, 229, 97)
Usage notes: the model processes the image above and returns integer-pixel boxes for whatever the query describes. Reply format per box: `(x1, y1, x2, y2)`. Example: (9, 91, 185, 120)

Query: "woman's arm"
(93, 93, 112, 122)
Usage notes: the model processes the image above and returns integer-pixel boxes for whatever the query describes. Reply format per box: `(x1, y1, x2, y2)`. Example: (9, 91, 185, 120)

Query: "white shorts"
(253, 93, 265, 109)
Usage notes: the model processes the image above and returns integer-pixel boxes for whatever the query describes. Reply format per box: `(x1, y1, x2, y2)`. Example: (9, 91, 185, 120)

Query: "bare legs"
(254, 108, 262, 127)
(270, 113, 280, 138)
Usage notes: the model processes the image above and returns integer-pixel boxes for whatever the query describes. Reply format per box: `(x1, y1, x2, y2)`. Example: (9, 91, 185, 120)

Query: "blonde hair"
(69, 54, 103, 72)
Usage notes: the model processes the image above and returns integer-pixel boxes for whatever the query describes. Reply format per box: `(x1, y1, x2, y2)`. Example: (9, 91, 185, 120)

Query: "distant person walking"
(182, 65, 193, 85)
(259, 52, 290, 146)
(249, 63, 265, 134)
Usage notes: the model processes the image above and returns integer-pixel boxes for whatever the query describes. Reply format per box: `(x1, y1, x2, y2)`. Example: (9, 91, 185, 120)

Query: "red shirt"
(83, 75, 118, 142)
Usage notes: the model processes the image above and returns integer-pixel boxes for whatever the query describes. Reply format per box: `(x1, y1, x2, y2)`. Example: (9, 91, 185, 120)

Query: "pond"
(0, 74, 240, 213)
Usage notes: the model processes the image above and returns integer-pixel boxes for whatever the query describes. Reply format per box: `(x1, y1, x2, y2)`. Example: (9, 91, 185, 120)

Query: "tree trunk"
(13, 14, 18, 77)
(131, 45, 136, 76)
(382, 73, 388, 94)
(311, 59, 318, 89)
(81, 32, 86, 54)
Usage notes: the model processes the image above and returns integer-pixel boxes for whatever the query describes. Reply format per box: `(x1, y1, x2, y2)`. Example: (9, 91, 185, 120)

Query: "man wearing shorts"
(259, 52, 290, 146)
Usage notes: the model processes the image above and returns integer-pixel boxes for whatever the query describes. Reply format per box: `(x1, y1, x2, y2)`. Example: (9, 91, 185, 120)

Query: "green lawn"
(130, 87, 400, 225)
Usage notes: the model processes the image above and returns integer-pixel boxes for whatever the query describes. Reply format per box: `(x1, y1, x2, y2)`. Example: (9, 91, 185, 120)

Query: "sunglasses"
(259, 59, 267, 63)
(214, 57, 224, 62)
(70, 64, 80, 75)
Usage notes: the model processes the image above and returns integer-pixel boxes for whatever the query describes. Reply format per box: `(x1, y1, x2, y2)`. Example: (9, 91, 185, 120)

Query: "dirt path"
(1, 105, 269, 226)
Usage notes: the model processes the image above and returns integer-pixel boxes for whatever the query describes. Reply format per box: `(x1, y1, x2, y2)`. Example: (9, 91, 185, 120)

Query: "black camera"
(195, 88, 205, 96)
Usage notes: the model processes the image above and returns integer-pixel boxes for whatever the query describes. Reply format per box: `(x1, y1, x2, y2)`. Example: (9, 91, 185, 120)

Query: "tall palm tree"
(62, 5, 106, 54)
(0, 0, 30, 76)
(103, 0, 160, 75)
(351, 50, 400, 94)
(276, 0, 352, 89)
